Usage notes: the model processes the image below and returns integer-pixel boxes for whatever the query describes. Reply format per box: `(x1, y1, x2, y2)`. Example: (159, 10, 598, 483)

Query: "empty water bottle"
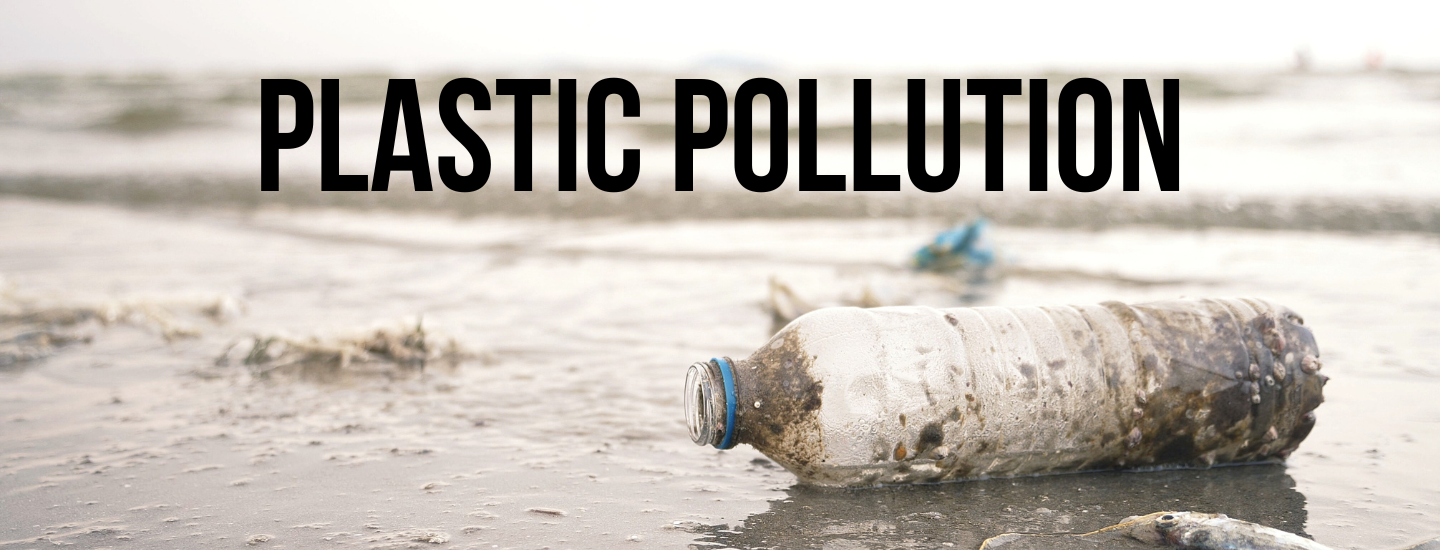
(685, 298, 1325, 487)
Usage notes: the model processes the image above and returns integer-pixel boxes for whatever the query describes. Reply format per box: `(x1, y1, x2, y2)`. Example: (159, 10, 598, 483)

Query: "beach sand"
(1, 196, 1436, 549)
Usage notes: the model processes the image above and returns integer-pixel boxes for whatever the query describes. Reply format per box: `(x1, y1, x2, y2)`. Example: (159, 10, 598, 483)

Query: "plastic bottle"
(685, 298, 1325, 487)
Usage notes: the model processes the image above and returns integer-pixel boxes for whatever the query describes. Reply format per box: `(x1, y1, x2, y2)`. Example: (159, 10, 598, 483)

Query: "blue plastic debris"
(911, 218, 997, 271)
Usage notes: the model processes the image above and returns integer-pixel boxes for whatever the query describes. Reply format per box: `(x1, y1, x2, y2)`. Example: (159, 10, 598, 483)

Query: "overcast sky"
(2, 0, 1437, 73)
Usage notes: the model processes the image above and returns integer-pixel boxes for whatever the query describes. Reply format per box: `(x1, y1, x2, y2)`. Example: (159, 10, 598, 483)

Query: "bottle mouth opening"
(684, 361, 728, 447)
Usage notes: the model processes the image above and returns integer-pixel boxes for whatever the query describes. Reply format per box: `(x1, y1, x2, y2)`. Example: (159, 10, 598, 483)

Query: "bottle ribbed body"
(721, 298, 1324, 487)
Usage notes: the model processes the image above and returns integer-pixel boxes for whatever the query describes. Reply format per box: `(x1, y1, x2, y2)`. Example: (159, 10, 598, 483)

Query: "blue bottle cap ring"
(684, 358, 737, 449)
(713, 357, 737, 450)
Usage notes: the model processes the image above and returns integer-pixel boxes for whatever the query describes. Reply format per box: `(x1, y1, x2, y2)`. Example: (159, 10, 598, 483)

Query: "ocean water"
(2, 70, 1438, 230)
(0, 70, 1438, 549)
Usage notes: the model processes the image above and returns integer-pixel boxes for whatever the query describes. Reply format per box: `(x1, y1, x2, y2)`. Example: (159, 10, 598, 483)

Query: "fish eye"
(1155, 513, 1181, 530)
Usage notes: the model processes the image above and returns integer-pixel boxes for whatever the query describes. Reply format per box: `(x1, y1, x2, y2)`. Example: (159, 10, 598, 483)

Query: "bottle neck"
(685, 358, 735, 448)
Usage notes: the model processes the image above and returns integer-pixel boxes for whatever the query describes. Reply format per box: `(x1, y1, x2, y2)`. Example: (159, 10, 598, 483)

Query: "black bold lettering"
(587, 78, 641, 193)
(559, 79, 577, 192)
(907, 78, 960, 193)
(438, 78, 491, 193)
(1123, 78, 1178, 191)
(260, 79, 312, 192)
(1058, 78, 1113, 193)
(733, 78, 788, 193)
(1029, 79, 1048, 191)
(321, 79, 368, 192)
(496, 79, 551, 191)
(853, 79, 898, 191)
(966, 79, 1021, 191)
(799, 79, 843, 191)
(372, 79, 432, 192)
(674, 79, 728, 192)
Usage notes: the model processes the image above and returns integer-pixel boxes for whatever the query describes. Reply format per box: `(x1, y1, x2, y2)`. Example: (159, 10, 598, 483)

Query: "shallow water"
(0, 197, 1437, 549)
(3, 70, 1440, 201)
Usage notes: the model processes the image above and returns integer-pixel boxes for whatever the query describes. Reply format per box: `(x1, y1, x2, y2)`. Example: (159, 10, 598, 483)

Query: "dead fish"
(981, 512, 1438, 550)
(1121, 512, 1331, 550)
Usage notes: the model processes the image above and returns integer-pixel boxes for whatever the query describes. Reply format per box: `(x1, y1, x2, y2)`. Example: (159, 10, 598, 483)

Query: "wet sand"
(1, 197, 1438, 549)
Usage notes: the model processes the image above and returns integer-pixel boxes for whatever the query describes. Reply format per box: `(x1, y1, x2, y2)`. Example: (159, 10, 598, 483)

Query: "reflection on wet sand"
(697, 465, 1308, 549)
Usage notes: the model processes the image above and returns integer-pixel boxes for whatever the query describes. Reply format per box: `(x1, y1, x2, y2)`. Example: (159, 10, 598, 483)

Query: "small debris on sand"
(0, 277, 243, 365)
(765, 276, 895, 331)
(409, 531, 449, 544)
(218, 319, 473, 380)
(363, 528, 451, 546)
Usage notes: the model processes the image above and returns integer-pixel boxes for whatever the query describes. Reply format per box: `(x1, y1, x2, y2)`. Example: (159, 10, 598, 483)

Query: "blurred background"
(1, 2, 1438, 549)
(2, 0, 1439, 223)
